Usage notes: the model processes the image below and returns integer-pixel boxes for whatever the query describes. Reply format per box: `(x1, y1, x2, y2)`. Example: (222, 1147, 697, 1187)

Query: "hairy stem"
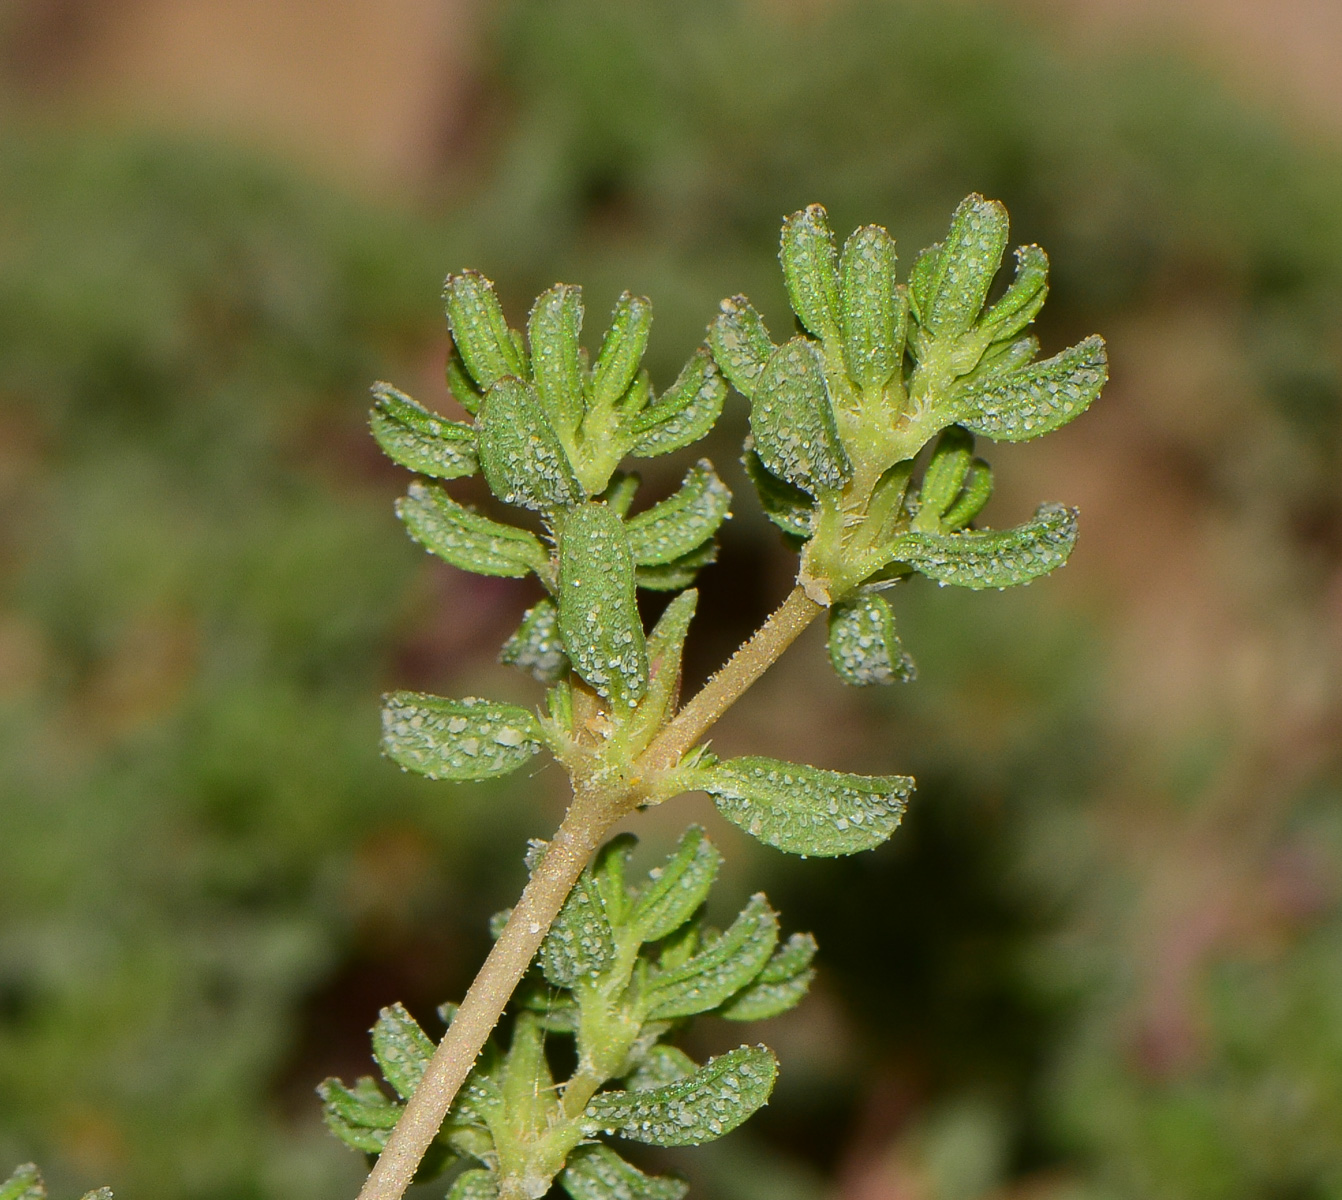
(644, 585, 823, 770)
(356, 785, 620, 1200)
(357, 584, 824, 1200)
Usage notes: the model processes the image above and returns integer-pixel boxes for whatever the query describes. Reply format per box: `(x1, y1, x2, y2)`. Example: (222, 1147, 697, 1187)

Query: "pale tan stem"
(356, 786, 620, 1200)
(644, 586, 823, 771)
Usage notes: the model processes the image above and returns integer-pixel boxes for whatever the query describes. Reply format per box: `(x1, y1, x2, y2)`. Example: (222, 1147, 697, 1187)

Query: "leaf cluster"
(710, 196, 1106, 687)
(321, 828, 816, 1200)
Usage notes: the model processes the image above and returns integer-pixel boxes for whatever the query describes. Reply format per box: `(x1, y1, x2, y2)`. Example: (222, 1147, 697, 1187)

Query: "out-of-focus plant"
(1, 1165, 108, 1200)
(341, 194, 1103, 1200)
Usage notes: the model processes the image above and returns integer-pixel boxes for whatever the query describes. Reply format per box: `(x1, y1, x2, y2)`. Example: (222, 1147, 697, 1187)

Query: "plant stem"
(643, 585, 823, 770)
(355, 784, 620, 1200)
(356, 584, 824, 1200)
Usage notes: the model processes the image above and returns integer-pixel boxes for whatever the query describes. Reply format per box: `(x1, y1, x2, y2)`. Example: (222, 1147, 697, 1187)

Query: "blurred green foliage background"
(3, 2, 1342, 1198)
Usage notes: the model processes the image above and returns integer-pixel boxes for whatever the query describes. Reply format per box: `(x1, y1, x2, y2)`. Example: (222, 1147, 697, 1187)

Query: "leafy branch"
(323, 827, 814, 1200)
(345, 195, 1105, 1200)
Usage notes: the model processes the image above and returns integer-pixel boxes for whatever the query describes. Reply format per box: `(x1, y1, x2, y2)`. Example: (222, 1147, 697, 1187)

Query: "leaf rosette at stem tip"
(372, 268, 733, 723)
(323, 827, 816, 1200)
(708, 193, 1105, 682)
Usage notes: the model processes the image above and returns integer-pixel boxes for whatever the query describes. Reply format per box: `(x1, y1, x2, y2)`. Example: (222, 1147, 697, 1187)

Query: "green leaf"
(540, 867, 616, 987)
(967, 334, 1039, 383)
(601, 471, 641, 517)
(2, 1166, 43, 1200)
(981, 244, 1049, 344)
(628, 350, 726, 457)
(372, 1003, 435, 1101)
(624, 460, 731, 566)
(922, 194, 1009, 338)
(828, 592, 916, 686)
(592, 833, 637, 926)
(593, 292, 653, 411)
(707, 296, 776, 400)
(444, 271, 525, 390)
(558, 504, 649, 707)
(742, 449, 814, 540)
(888, 502, 1078, 589)
(528, 283, 587, 439)
(319, 1076, 401, 1153)
(780, 205, 841, 340)
(907, 243, 941, 323)
(381, 692, 545, 781)
(627, 824, 721, 943)
(625, 1045, 697, 1091)
(634, 541, 718, 591)
(477, 377, 584, 511)
(446, 343, 484, 414)
(370, 382, 478, 480)
(916, 426, 975, 525)
(447, 1168, 499, 1200)
(955, 335, 1107, 442)
(942, 458, 994, 530)
(643, 893, 779, 1020)
(500, 598, 568, 683)
(562, 1145, 688, 1200)
(582, 1045, 778, 1146)
(840, 225, 904, 392)
(719, 932, 818, 1022)
(397, 481, 549, 579)
(640, 590, 699, 728)
(697, 757, 913, 856)
(750, 339, 851, 493)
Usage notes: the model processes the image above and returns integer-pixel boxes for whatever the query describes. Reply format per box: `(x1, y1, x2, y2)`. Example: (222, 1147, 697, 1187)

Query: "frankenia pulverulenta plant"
(343, 195, 1106, 1200)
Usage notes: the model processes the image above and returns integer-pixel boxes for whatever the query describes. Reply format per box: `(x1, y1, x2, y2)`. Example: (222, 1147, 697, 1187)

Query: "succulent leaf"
(541, 867, 616, 988)
(955, 335, 1107, 442)
(780, 205, 842, 340)
(750, 339, 851, 493)
(625, 1045, 697, 1091)
(916, 426, 976, 526)
(447, 1169, 499, 1200)
(528, 283, 587, 439)
(643, 894, 779, 1021)
(593, 293, 653, 412)
(941, 457, 994, 530)
(981, 244, 1049, 344)
(444, 271, 526, 390)
(696, 757, 913, 856)
(742, 449, 814, 539)
(628, 349, 726, 458)
(922, 194, 1009, 338)
(372, 1003, 435, 1101)
(627, 824, 721, 943)
(500, 598, 568, 683)
(634, 541, 718, 591)
(381, 692, 544, 781)
(624, 460, 731, 567)
(319, 1076, 401, 1154)
(839, 224, 904, 392)
(561, 1145, 688, 1200)
(707, 296, 776, 401)
(719, 932, 818, 1022)
(446, 344, 484, 414)
(888, 502, 1078, 589)
(397, 481, 549, 579)
(582, 1046, 778, 1147)
(370, 382, 478, 480)
(477, 377, 584, 510)
(557, 503, 649, 707)
(827, 592, 916, 686)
